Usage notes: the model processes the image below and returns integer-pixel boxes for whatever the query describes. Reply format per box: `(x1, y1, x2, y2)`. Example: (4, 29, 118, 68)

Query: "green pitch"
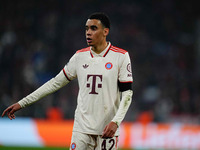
(0, 147, 68, 150)
(0, 147, 132, 150)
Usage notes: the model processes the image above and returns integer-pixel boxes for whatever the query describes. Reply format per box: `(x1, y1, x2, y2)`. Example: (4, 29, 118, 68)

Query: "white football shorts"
(70, 131, 118, 150)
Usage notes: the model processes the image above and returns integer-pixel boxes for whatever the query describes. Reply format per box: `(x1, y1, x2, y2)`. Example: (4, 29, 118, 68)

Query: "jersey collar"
(90, 42, 111, 58)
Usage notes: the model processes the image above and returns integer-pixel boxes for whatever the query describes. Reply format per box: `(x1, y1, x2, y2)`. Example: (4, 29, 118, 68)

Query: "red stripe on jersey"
(110, 46, 127, 54)
(120, 81, 133, 83)
(112, 45, 127, 52)
(62, 69, 71, 81)
(110, 49, 127, 54)
(111, 47, 127, 54)
(103, 44, 112, 57)
(90, 51, 94, 58)
(76, 47, 90, 54)
(115, 136, 118, 149)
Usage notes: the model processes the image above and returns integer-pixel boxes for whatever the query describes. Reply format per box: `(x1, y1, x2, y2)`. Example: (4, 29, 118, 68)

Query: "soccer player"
(2, 12, 133, 150)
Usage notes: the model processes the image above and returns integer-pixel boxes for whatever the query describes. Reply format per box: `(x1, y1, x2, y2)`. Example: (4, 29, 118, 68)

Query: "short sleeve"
(63, 53, 77, 81)
(118, 52, 133, 83)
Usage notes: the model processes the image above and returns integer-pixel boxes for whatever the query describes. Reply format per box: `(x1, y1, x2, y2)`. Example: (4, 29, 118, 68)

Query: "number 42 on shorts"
(101, 137, 118, 150)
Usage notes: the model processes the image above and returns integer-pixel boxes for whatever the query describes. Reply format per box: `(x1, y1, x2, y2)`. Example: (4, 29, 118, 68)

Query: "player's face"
(85, 19, 109, 47)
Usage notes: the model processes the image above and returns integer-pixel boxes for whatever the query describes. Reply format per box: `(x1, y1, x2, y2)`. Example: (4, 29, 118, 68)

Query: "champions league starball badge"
(105, 62, 113, 70)
(127, 63, 132, 73)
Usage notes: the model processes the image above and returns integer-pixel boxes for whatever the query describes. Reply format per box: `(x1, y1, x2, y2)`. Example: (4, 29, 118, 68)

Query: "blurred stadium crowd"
(0, 0, 200, 123)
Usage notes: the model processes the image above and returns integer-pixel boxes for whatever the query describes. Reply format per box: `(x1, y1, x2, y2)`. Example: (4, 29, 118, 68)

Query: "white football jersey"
(63, 42, 133, 135)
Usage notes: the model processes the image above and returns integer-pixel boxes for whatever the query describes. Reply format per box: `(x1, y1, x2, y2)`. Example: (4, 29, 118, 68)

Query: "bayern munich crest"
(105, 62, 113, 70)
(71, 143, 76, 150)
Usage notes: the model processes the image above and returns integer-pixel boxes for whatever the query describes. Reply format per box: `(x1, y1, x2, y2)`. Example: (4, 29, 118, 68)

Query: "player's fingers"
(106, 130, 113, 138)
(103, 127, 116, 138)
(10, 114, 15, 119)
(9, 108, 17, 119)
(102, 125, 109, 138)
(9, 108, 15, 115)
(1, 110, 6, 117)
(103, 125, 108, 132)
(110, 131, 115, 138)
(6, 106, 15, 120)
(7, 111, 13, 120)
(1, 107, 11, 117)
(102, 128, 114, 138)
(102, 131, 113, 138)
(102, 132, 106, 138)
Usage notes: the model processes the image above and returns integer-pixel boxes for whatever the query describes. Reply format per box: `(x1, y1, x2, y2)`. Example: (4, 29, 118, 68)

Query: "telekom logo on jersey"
(86, 74, 102, 94)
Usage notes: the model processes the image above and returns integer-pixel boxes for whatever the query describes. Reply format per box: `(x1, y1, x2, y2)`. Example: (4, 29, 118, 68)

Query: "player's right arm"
(1, 70, 70, 119)
(2, 52, 77, 120)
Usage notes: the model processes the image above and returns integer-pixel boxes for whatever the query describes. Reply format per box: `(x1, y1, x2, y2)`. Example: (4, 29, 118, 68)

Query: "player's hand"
(1, 103, 21, 120)
(102, 121, 118, 138)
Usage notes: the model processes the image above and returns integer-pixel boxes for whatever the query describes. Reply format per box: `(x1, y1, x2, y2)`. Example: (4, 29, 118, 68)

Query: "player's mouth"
(86, 38, 92, 43)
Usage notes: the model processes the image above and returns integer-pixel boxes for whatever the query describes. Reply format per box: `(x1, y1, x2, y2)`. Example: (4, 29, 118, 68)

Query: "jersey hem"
(72, 129, 120, 136)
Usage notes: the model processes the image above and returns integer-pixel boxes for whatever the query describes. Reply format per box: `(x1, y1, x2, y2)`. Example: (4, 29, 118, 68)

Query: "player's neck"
(92, 41, 108, 54)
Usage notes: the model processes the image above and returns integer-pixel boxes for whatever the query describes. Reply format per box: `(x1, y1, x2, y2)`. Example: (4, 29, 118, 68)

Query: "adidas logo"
(83, 64, 89, 69)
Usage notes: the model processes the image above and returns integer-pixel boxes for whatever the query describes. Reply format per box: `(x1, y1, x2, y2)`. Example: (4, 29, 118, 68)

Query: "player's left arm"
(102, 52, 133, 138)
(102, 89, 133, 138)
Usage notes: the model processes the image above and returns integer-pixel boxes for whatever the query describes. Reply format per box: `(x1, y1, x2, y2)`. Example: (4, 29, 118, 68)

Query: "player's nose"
(86, 29, 92, 36)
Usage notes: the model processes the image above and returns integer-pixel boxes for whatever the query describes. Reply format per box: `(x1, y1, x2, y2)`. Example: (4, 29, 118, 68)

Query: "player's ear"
(103, 28, 109, 37)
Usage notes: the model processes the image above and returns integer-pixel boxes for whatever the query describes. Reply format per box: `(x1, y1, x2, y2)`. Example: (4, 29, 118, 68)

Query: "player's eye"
(85, 26, 89, 31)
(91, 26, 97, 31)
